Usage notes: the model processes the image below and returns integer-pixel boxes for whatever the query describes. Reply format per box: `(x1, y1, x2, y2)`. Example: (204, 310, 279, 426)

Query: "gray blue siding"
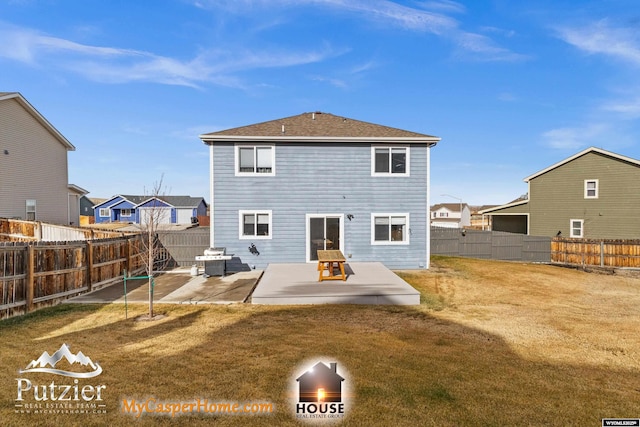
(212, 142, 429, 270)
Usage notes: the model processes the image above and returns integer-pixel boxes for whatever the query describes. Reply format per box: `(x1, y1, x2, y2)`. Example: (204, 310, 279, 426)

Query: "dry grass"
(1, 256, 639, 426)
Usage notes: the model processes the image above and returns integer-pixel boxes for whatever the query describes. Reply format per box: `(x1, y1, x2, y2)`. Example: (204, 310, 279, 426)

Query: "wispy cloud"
(418, 1, 466, 14)
(545, 20, 640, 150)
(452, 31, 527, 61)
(0, 22, 340, 88)
(541, 123, 608, 150)
(556, 19, 640, 66)
(602, 94, 640, 119)
(350, 60, 379, 74)
(196, 0, 524, 62)
(310, 75, 348, 88)
(196, 0, 456, 33)
(0, 23, 143, 63)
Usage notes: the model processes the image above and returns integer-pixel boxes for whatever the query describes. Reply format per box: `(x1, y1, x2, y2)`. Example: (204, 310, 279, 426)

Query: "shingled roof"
(200, 112, 439, 144)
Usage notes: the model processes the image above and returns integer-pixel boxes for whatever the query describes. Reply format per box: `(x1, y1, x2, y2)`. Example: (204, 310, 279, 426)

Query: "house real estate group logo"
(15, 343, 107, 416)
(291, 358, 351, 423)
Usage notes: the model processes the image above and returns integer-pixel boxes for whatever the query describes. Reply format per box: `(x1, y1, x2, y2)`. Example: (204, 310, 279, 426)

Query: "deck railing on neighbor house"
(0, 236, 147, 319)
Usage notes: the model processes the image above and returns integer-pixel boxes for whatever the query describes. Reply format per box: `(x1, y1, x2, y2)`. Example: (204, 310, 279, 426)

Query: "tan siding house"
(0, 92, 87, 225)
(481, 147, 640, 239)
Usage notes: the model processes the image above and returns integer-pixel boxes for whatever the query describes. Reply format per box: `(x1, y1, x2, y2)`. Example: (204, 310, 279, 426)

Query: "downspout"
(209, 143, 215, 248)
(425, 144, 431, 269)
(67, 193, 71, 226)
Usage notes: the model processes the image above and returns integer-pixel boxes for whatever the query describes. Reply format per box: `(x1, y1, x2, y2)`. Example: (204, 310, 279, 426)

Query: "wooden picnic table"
(317, 250, 346, 282)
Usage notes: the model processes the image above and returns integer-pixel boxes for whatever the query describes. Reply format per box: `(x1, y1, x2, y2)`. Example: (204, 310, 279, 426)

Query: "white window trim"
(371, 213, 410, 245)
(26, 199, 36, 221)
(239, 210, 273, 240)
(234, 144, 275, 176)
(570, 219, 584, 238)
(584, 179, 599, 199)
(99, 208, 110, 217)
(121, 208, 133, 217)
(305, 214, 345, 263)
(371, 146, 410, 176)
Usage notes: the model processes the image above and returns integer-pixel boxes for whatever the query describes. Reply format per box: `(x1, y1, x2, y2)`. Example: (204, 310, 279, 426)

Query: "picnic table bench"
(317, 250, 347, 282)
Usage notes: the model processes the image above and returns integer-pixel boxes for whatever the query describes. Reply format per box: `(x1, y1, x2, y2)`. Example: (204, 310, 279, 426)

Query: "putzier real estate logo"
(19, 343, 102, 378)
(292, 360, 350, 423)
(15, 344, 107, 415)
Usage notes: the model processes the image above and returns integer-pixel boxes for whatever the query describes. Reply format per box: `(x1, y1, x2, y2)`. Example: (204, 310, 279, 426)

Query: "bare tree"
(138, 175, 171, 319)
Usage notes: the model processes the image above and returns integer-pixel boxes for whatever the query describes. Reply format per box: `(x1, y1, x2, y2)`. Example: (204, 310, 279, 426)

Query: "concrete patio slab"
(64, 269, 262, 305)
(251, 262, 420, 305)
(159, 271, 262, 304)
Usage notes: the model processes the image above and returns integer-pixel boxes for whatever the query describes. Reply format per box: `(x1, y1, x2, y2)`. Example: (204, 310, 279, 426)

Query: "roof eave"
(199, 135, 440, 145)
(68, 184, 89, 195)
(0, 92, 76, 151)
(479, 199, 529, 214)
(524, 147, 640, 182)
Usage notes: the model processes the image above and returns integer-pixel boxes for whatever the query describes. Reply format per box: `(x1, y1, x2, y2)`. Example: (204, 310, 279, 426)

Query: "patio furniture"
(317, 250, 346, 282)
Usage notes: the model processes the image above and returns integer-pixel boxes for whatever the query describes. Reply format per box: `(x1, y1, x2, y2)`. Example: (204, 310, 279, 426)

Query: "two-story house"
(430, 203, 471, 228)
(0, 92, 87, 225)
(480, 147, 640, 239)
(199, 112, 440, 270)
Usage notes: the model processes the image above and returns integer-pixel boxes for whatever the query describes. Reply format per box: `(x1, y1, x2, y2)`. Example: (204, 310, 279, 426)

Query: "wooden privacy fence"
(0, 235, 146, 319)
(0, 218, 138, 242)
(431, 227, 551, 263)
(552, 237, 640, 268)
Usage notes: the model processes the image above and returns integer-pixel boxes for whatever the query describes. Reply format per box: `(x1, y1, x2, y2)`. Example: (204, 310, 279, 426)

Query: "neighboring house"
(93, 195, 207, 225)
(200, 111, 440, 270)
(79, 195, 99, 225)
(0, 92, 87, 225)
(480, 147, 640, 239)
(80, 196, 97, 218)
(470, 205, 498, 230)
(430, 203, 471, 228)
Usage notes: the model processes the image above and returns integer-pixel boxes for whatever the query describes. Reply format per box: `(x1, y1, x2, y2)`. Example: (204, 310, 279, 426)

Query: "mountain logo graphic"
(19, 343, 102, 378)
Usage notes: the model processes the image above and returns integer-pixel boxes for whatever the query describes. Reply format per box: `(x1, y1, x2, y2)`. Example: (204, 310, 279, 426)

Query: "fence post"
(126, 238, 133, 273)
(86, 240, 94, 291)
(26, 244, 34, 313)
(600, 241, 604, 267)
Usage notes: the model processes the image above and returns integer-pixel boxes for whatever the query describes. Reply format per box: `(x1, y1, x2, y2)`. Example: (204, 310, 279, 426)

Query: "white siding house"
(431, 203, 471, 228)
(0, 92, 86, 225)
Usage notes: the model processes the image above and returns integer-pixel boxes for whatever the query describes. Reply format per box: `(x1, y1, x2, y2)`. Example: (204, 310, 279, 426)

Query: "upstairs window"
(372, 147, 409, 176)
(236, 145, 275, 176)
(26, 199, 36, 221)
(584, 179, 598, 199)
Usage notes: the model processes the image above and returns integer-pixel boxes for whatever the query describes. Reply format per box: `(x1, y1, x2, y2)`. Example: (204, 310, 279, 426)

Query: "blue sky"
(2, 0, 639, 206)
